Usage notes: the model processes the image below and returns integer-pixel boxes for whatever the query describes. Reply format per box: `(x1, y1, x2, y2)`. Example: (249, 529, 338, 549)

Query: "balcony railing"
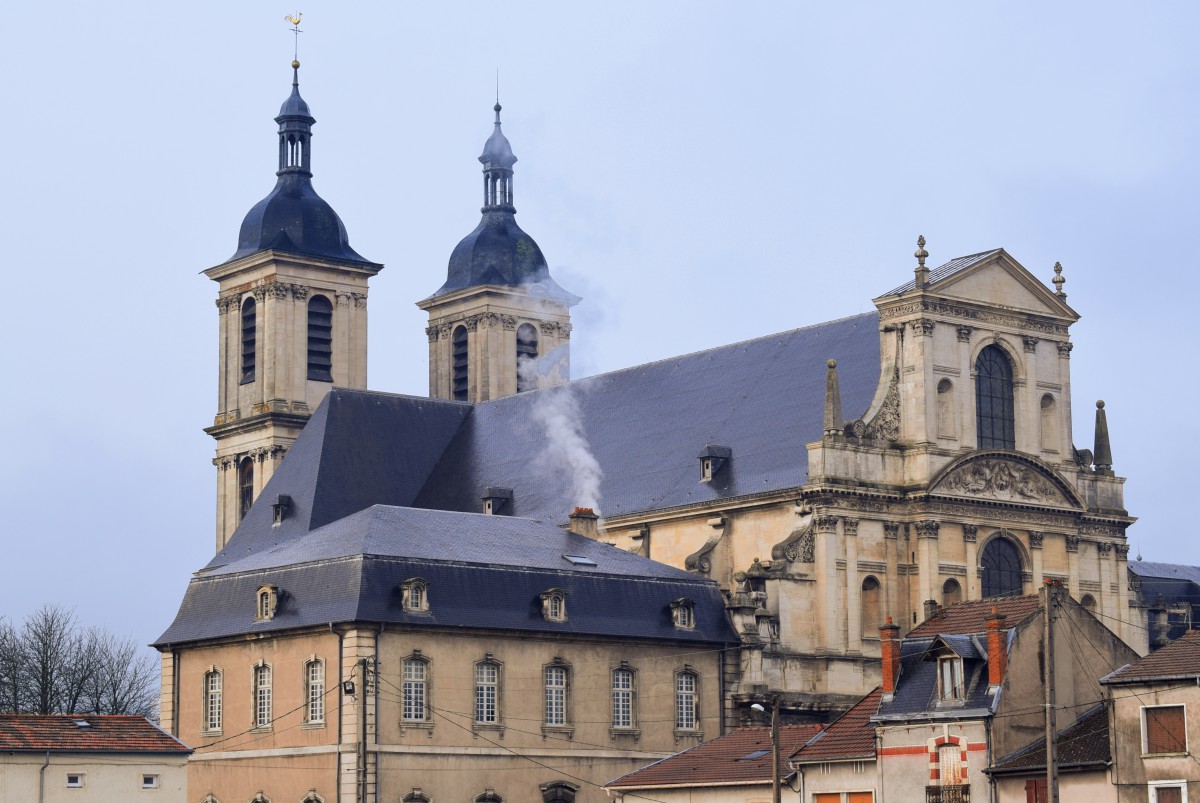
(926, 785, 970, 803)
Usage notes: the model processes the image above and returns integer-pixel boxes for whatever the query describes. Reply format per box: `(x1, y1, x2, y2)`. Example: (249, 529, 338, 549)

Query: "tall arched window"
(675, 670, 698, 730)
(307, 296, 333, 382)
(861, 577, 881, 635)
(516, 323, 539, 393)
(238, 457, 254, 521)
(253, 663, 272, 728)
(203, 669, 222, 732)
(611, 666, 635, 729)
(544, 664, 569, 726)
(475, 660, 500, 724)
(981, 537, 1023, 598)
(452, 326, 469, 401)
(943, 578, 963, 606)
(976, 345, 1015, 449)
(305, 659, 325, 724)
(402, 656, 429, 723)
(937, 378, 957, 439)
(1040, 394, 1059, 453)
(240, 297, 257, 384)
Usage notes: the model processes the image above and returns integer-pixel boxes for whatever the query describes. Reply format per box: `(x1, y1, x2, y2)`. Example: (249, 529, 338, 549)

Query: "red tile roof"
(606, 724, 822, 789)
(1102, 628, 1200, 684)
(790, 688, 881, 763)
(907, 595, 1041, 638)
(0, 715, 191, 753)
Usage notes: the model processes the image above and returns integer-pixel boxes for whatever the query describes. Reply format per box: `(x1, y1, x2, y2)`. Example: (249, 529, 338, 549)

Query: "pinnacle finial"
(1093, 400, 1113, 474)
(823, 359, 843, 437)
(1052, 261, 1067, 299)
(915, 235, 928, 268)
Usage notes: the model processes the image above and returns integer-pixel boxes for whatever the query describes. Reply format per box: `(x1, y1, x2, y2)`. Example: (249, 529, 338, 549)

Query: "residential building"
(986, 704, 1115, 803)
(1100, 627, 1200, 802)
(789, 688, 882, 802)
(0, 715, 190, 802)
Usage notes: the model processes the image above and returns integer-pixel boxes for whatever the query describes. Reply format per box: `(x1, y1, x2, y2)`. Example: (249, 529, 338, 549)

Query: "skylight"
(563, 555, 597, 566)
(738, 749, 770, 761)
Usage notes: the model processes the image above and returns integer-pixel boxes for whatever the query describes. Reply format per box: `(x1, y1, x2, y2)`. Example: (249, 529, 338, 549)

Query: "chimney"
(1093, 400, 1113, 475)
(880, 616, 901, 698)
(986, 605, 1008, 689)
(823, 360, 843, 437)
(567, 507, 601, 540)
(923, 599, 940, 622)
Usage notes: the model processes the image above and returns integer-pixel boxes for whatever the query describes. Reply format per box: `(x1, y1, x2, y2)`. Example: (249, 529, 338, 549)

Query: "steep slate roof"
(606, 724, 823, 789)
(159, 506, 735, 646)
(988, 704, 1109, 774)
(0, 715, 191, 754)
(1102, 628, 1200, 684)
(884, 249, 1002, 295)
(791, 687, 882, 763)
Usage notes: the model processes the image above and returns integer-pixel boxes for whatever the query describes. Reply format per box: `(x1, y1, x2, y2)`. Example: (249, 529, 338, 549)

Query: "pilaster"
(815, 515, 841, 651)
(962, 525, 979, 600)
(844, 518, 861, 653)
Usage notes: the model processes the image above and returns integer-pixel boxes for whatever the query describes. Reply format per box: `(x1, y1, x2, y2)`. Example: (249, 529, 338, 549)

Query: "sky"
(0, 3, 1197, 657)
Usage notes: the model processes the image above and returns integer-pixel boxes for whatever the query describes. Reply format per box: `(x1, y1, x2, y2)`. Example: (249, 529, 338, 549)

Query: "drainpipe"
(334, 624, 343, 803)
(38, 750, 50, 803)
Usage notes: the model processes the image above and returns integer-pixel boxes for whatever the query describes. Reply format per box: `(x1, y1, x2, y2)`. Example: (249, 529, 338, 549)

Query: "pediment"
(932, 250, 1078, 321)
(929, 452, 1084, 509)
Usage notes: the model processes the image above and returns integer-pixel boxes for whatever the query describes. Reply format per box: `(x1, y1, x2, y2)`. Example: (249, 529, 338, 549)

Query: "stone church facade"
(163, 55, 1136, 802)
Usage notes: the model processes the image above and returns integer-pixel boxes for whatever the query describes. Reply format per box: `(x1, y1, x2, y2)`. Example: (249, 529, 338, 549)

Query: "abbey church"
(157, 61, 1135, 803)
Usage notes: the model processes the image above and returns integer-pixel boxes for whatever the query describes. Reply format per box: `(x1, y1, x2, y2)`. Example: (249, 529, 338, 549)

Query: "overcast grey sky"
(1, 3, 1196, 652)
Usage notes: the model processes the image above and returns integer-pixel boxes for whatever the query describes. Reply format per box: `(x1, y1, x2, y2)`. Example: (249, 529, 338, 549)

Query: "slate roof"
(0, 715, 191, 754)
(605, 724, 823, 789)
(988, 704, 1109, 775)
(158, 506, 736, 647)
(790, 687, 882, 763)
(884, 249, 1001, 295)
(1102, 628, 1200, 684)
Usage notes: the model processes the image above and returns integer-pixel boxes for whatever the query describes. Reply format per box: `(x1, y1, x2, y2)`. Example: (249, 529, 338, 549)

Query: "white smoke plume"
(518, 346, 604, 515)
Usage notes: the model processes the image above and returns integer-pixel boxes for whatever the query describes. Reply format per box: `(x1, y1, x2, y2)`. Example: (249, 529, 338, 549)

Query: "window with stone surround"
(981, 536, 1022, 598)
(544, 663, 569, 727)
(611, 665, 636, 729)
(305, 658, 325, 724)
(203, 668, 222, 733)
(240, 297, 256, 384)
(975, 344, 1015, 449)
(403, 655, 429, 723)
(253, 662, 272, 729)
(474, 659, 501, 725)
(453, 325, 469, 401)
(675, 669, 699, 730)
(516, 322, 538, 392)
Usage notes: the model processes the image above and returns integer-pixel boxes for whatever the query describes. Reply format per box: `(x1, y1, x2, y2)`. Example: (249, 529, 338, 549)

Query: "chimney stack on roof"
(986, 605, 1008, 690)
(567, 507, 601, 540)
(880, 616, 901, 699)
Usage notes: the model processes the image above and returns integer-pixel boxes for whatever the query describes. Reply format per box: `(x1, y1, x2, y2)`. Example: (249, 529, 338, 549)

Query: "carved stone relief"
(914, 520, 940, 539)
(962, 523, 978, 543)
(1029, 531, 1044, 549)
(772, 525, 814, 564)
(935, 458, 1070, 506)
(956, 325, 973, 343)
(878, 299, 1070, 336)
(1065, 535, 1080, 553)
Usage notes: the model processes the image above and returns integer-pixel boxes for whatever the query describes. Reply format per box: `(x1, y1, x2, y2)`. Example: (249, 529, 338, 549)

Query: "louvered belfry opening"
(240, 297, 257, 384)
(975, 344, 1015, 449)
(307, 295, 333, 381)
(452, 325, 469, 401)
(516, 323, 538, 392)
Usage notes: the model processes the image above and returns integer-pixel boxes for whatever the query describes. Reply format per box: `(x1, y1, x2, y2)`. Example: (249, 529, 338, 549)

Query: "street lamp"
(751, 696, 781, 803)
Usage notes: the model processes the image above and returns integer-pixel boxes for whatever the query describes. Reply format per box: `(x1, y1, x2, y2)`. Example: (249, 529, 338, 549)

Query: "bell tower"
(418, 102, 578, 403)
(204, 60, 382, 551)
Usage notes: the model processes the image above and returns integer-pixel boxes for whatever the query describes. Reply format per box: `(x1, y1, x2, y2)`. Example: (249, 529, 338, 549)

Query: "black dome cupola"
(228, 61, 373, 265)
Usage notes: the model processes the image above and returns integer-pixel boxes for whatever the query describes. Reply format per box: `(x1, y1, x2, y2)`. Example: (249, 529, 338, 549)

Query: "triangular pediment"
(930, 250, 1078, 321)
(929, 452, 1084, 510)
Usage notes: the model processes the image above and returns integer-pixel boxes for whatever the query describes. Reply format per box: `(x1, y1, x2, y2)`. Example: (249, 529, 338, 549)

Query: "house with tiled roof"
(873, 590, 1136, 803)
(603, 723, 822, 802)
(0, 715, 190, 801)
(985, 704, 1114, 803)
(1100, 628, 1200, 802)
(789, 688, 882, 802)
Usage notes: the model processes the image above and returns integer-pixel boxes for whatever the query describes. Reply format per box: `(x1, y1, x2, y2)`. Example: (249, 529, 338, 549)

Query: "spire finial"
(823, 359, 844, 437)
(285, 13, 303, 61)
(1093, 400, 1113, 475)
(1052, 261, 1067, 299)
(914, 234, 930, 287)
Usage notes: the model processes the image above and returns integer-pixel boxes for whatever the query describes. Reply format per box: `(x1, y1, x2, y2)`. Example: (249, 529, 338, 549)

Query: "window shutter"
(1146, 706, 1186, 753)
(1025, 779, 1047, 803)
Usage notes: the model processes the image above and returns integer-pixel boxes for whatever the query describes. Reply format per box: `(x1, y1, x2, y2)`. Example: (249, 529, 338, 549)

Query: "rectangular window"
(403, 659, 428, 722)
(1145, 705, 1187, 754)
(675, 672, 697, 729)
(307, 660, 325, 723)
(254, 664, 272, 728)
(612, 668, 634, 728)
(204, 671, 222, 732)
(1025, 780, 1047, 803)
(1150, 785, 1186, 803)
(475, 663, 498, 724)
(938, 656, 963, 701)
(66, 773, 84, 788)
(141, 774, 159, 789)
(545, 666, 567, 726)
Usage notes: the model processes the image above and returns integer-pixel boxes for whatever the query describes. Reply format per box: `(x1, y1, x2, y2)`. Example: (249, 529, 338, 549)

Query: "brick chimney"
(880, 616, 901, 699)
(567, 507, 601, 540)
(986, 605, 1008, 689)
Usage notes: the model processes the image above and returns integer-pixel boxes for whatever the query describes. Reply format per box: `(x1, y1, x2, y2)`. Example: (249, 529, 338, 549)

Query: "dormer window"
(402, 579, 429, 613)
(541, 589, 567, 622)
(938, 655, 964, 701)
(670, 598, 697, 630)
(256, 585, 279, 621)
(482, 487, 513, 516)
(698, 445, 731, 482)
(271, 494, 292, 525)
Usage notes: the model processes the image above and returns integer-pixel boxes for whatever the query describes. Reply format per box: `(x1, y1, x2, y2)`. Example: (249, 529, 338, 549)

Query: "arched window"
(611, 666, 636, 728)
(474, 791, 502, 803)
(976, 345, 1015, 449)
(240, 298, 257, 384)
(474, 660, 500, 724)
(307, 296, 333, 382)
(1040, 394, 1059, 453)
(402, 656, 429, 722)
(238, 457, 254, 521)
(305, 659, 325, 723)
(943, 578, 963, 606)
(937, 378, 956, 439)
(253, 662, 272, 728)
(544, 664, 569, 726)
(540, 781, 579, 803)
(203, 668, 222, 732)
(452, 326, 469, 401)
(402, 578, 429, 612)
(981, 537, 1023, 598)
(1080, 594, 1097, 614)
(516, 323, 539, 392)
(401, 790, 431, 803)
(861, 577, 881, 634)
(675, 670, 699, 730)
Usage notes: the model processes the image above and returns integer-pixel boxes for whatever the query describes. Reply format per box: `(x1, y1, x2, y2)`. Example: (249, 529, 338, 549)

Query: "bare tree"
(0, 605, 157, 717)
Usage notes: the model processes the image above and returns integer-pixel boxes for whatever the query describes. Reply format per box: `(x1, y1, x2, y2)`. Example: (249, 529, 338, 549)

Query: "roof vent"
(272, 494, 292, 525)
(482, 487, 513, 516)
(698, 445, 731, 482)
(72, 719, 91, 728)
